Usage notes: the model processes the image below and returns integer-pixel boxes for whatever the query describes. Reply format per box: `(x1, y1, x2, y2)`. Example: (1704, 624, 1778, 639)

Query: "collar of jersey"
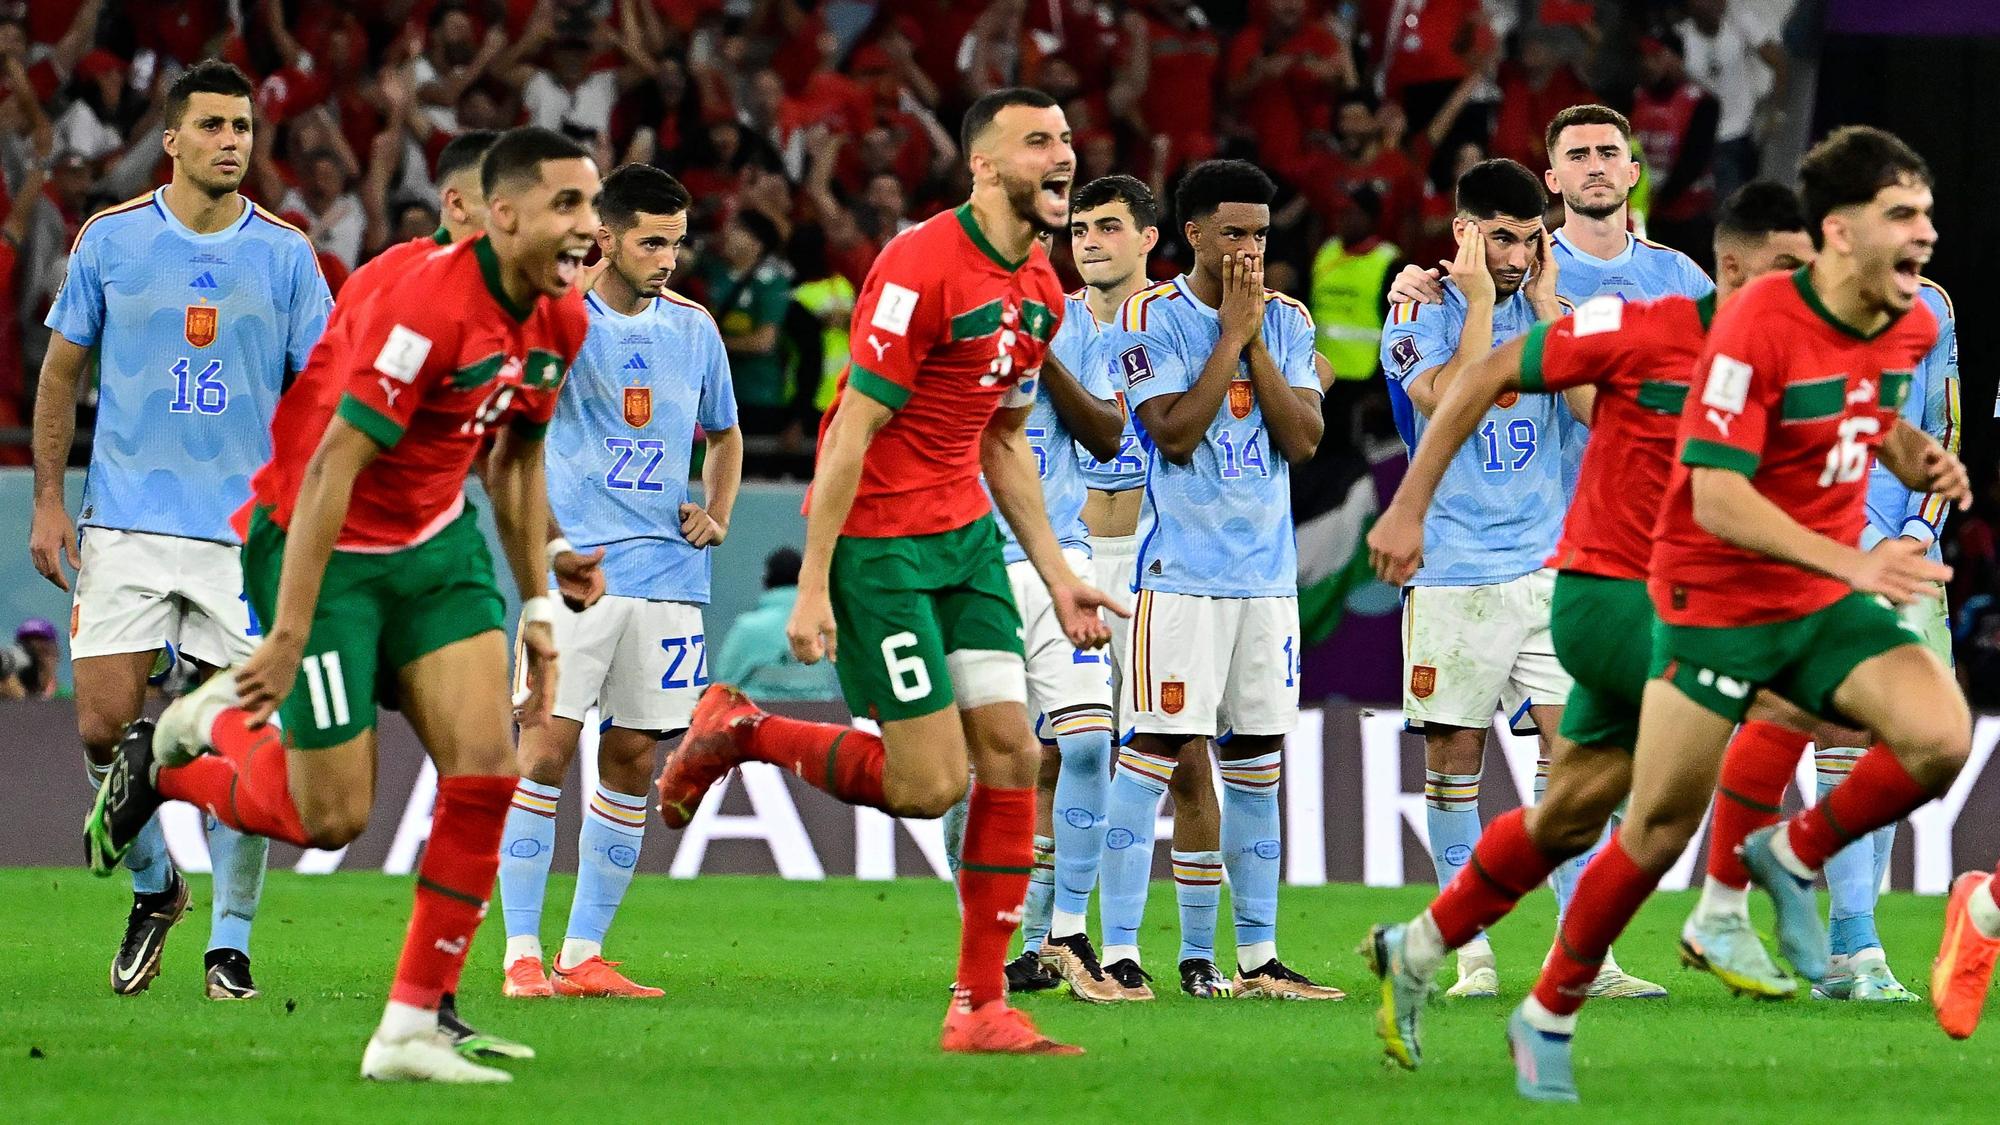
(1171, 274, 1219, 320)
(584, 288, 654, 321)
(474, 235, 534, 323)
(955, 203, 1026, 271)
(1553, 227, 1634, 268)
(1792, 265, 1903, 341)
(152, 187, 254, 242)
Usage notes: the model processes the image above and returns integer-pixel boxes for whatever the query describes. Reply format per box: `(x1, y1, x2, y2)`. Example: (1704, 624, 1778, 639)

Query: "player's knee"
(515, 740, 572, 787)
(300, 802, 370, 849)
(76, 708, 128, 756)
(1621, 802, 1703, 871)
(900, 773, 969, 819)
(1168, 756, 1213, 804)
(1895, 717, 1971, 787)
(1036, 745, 1062, 790)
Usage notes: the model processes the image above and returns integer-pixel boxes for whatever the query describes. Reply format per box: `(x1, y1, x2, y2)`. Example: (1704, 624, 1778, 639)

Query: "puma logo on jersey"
(377, 377, 403, 408)
(866, 334, 891, 361)
(1706, 408, 1734, 437)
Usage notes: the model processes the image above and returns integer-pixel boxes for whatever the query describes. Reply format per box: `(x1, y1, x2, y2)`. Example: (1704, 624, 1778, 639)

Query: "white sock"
(557, 937, 602, 970)
(1696, 876, 1750, 922)
(1049, 909, 1087, 940)
(1772, 825, 1816, 880)
(505, 935, 542, 965)
(1404, 911, 1448, 980)
(1847, 946, 1885, 968)
(376, 999, 436, 1041)
(1967, 876, 2000, 939)
(1520, 995, 1577, 1035)
(1101, 943, 1140, 967)
(1238, 940, 1277, 973)
(1599, 948, 1622, 974)
(1459, 933, 1494, 962)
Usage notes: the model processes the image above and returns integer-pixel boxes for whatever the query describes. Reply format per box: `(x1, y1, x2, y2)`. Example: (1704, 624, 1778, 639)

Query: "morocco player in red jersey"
(83, 127, 602, 1084)
(1359, 181, 1816, 1070)
(1503, 127, 1971, 1103)
(654, 89, 1123, 1055)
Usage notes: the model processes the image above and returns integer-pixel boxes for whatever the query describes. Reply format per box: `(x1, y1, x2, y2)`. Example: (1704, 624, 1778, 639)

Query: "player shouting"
(653, 88, 1122, 1055)
(84, 126, 601, 1084)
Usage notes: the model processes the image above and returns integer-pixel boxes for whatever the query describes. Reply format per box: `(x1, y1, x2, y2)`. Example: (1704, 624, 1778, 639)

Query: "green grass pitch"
(2, 870, 1994, 1122)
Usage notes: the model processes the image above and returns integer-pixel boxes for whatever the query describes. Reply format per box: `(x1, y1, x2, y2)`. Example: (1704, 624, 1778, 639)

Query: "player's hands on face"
(1919, 445, 1973, 509)
(235, 632, 307, 728)
(512, 620, 559, 728)
(787, 587, 838, 664)
(679, 502, 726, 548)
(28, 500, 80, 591)
(1051, 579, 1127, 650)
(1848, 536, 1952, 605)
(553, 546, 606, 611)
(1524, 229, 1559, 308)
(1388, 263, 1446, 306)
(1446, 219, 1495, 307)
(1219, 251, 1265, 348)
(1366, 503, 1425, 586)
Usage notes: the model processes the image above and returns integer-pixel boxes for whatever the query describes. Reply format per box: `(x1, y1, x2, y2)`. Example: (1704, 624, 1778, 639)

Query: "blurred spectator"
(697, 209, 798, 433)
(1632, 29, 1719, 269)
(1282, 94, 1423, 252)
(1489, 25, 1595, 175)
(1121, 0, 1221, 175)
(713, 548, 843, 702)
(0, 617, 60, 700)
(279, 145, 365, 268)
(1676, 0, 1789, 202)
(1368, 0, 1493, 145)
(787, 225, 856, 414)
(1309, 186, 1399, 446)
(1224, 0, 1357, 161)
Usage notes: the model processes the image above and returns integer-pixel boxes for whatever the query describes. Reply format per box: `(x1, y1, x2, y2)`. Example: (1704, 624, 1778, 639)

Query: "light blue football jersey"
(987, 292, 1114, 564)
(45, 189, 331, 544)
(1071, 294, 1147, 493)
(546, 288, 738, 604)
(1549, 229, 1714, 494)
(1380, 282, 1564, 586)
(1862, 281, 1957, 562)
(1114, 276, 1320, 598)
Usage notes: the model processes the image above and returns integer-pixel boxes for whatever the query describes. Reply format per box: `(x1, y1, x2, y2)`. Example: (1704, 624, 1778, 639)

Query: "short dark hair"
(731, 209, 782, 254)
(600, 163, 691, 231)
(1714, 180, 1807, 243)
(436, 130, 500, 187)
(480, 126, 592, 199)
(164, 59, 254, 129)
(1543, 104, 1633, 156)
(1174, 159, 1276, 225)
(959, 86, 1060, 155)
(1798, 125, 1932, 250)
(1071, 174, 1160, 230)
(764, 548, 803, 589)
(1455, 158, 1546, 221)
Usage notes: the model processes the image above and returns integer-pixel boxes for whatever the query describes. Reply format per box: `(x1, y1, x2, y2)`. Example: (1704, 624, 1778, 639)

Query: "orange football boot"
(552, 956, 665, 998)
(656, 685, 762, 828)
(1933, 871, 2000, 1039)
(502, 956, 554, 999)
(940, 1000, 1084, 1056)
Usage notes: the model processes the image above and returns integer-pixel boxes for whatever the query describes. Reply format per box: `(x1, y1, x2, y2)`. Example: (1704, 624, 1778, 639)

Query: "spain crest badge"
(623, 386, 652, 428)
(1228, 376, 1253, 419)
(1410, 665, 1437, 700)
(185, 304, 218, 348)
(1160, 681, 1186, 715)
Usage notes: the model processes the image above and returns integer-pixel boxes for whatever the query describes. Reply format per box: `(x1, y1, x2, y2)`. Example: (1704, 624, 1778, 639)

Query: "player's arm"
(983, 402, 1120, 649)
(485, 417, 566, 727)
(27, 336, 91, 590)
(685, 424, 743, 547)
(1877, 418, 1970, 509)
(1138, 253, 1261, 463)
(1688, 467, 1944, 604)
(1040, 350, 1123, 463)
(1244, 301, 1323, 463)
(787, 390, 893, 663)
(1904, 308, 1961, 542)
(1405, 234, 1495, 416)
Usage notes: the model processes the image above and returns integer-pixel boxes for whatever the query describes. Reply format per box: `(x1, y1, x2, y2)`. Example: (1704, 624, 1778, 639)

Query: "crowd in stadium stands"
(0, 0, 1803, 476)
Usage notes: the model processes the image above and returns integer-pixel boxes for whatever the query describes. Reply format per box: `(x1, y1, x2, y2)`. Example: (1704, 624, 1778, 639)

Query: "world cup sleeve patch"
(870, 282, 919, 336)
(1390, 334, 1421, 376)
(1701, 354, 1753, 414)
(1121, 344, 1155, 386)
(374, 324, 433, 384)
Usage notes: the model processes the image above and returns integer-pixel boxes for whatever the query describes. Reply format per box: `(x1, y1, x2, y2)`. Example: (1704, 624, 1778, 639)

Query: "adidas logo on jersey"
(623, 354, 648, 370)
(189, 272, 219, 290)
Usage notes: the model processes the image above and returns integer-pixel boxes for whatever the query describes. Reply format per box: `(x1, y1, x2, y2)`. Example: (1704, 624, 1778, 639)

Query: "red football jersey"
(816, 203, 1066, 538)
(1650, 269, 1939, 626)
(1519, 293, 1713, 581)
(250, 236, 588, 551)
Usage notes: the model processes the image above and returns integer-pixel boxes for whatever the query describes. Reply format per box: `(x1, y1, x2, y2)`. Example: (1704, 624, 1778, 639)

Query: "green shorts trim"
(242, 504, 505, 749)
(1650, 592, 1917, 724)
(828, 516, 1023, 723)
(1550, 572, 1654, 749)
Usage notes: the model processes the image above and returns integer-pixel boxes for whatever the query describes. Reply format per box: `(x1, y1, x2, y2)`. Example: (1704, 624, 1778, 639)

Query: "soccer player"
(1106, 158, 1339, 1000)
(497, 164, 741, 1000)
(1506, 126, 1968, 1103)
(1071, 175, 1235, 1001)
(1377, 158, 1570, 1000)
(1361, 180, 1817, 1070)
(654, 88, 1121, 1055)
(30, 60, 329, 1000)
(84, 126, 602, 1084)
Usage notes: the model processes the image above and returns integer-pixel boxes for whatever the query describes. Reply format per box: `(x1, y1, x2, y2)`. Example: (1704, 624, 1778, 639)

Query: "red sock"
(1785, 744, 1932, 870)
(1531, 830, 1661, 1017)
(155, 708, 311, 847)
(390, 775, 513, 1010)
(1430, 808, 1563, 948)
(1707, 721, 1809, 889)
(741, 715, 887, 809)
(954, 783, 1033, 1010)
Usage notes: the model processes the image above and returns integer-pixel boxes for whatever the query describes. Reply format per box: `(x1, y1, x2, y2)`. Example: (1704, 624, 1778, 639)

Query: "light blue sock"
(1050, 727, 1113, 923)
(1221, 750, 1283, 970)
(1819, 749, 1885, 957)
(91, 765, 170, 895)
(498, 779, 560, 955)
(563, 784, 648, 952)
(204, 817, 266, 954)
(1099, 745, 1173, 960)
(1553, 822, 1613, 920)
(1021, 835, 1055, 954)
(1423, 768, 1483, 891)
(1172, 849, 1222, 962)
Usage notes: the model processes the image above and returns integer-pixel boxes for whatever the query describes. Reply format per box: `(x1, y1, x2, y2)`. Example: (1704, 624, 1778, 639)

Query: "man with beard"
(31, 60, 329, 1002)
(497, 164, 742, 1002)
(654, 88, 1123, 1055)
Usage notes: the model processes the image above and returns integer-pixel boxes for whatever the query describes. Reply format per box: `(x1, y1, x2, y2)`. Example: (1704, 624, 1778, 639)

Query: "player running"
(31, 60, 328, 1000)
(1361, 181, 1816, 1070)
(1503, 126, 1968, 1103)
(653, 88, 1121, 1055)
(83, 126, 601, 1084)
(1105, 159, 1339, 1001)
(1377, 158, 1571, 1000)
(497, 164, 740, 1000)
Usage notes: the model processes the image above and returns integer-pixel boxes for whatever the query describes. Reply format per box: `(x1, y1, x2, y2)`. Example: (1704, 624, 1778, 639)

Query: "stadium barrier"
(7, 699, 2000, 891)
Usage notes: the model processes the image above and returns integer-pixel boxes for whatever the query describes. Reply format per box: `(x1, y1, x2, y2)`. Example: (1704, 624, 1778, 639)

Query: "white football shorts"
(1122, 589, 1300, 738)
(1401, 567, 1572, 732)
(552, 593, 706, 733)
(71, 527, 257, 666)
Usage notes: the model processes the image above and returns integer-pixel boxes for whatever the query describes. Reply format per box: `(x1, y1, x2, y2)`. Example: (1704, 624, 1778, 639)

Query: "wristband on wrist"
(545, 537, 573, 569)
(520, 595, 557, 628)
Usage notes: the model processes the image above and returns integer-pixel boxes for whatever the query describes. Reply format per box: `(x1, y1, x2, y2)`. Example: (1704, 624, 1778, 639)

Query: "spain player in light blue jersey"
(497, 165, 740, 1000)
(29, 61, 329, 1001)
(1100, 160, 1340, 1000)
(1380, 159, 1579, 1001)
